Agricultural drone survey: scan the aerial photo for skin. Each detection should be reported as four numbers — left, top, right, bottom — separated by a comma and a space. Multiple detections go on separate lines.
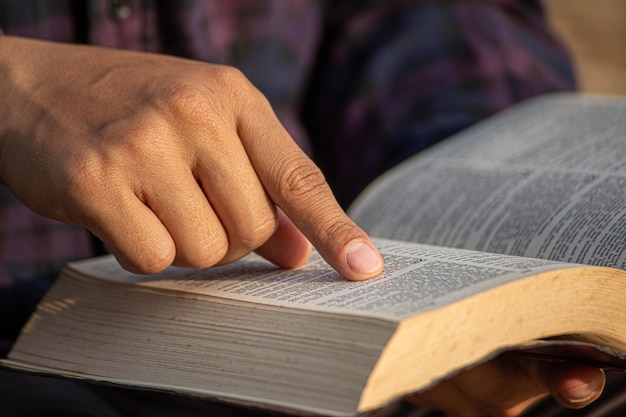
0, 36, 383, 280
0, 36, 606, 416
409, 358, 605, 416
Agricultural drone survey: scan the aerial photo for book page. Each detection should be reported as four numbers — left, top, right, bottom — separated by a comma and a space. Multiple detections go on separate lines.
349, 94, 626, 269
71, 240, 571, 320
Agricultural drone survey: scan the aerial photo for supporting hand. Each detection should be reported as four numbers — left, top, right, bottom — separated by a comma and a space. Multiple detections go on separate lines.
407, 356, 605, 417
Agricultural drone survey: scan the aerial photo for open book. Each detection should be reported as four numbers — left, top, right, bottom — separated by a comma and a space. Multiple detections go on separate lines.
2, 93, 626, 416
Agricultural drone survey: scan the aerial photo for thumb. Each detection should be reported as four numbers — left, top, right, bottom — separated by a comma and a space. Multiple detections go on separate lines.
548, 363, 606, 409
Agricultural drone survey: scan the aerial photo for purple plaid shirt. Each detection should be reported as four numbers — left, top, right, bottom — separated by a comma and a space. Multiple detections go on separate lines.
0, 0, 575, 338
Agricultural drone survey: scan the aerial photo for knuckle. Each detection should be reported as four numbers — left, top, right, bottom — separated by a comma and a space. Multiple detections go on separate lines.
156, 80, 220, 129
277, 158, 330, 202
319, 217, 359, 242
236, 210, 278, 250
152, 66, 264, 135
212, 65, 247, 87
131, 249, 175, 275
214, 209, 278, 266
212, 65, 253, 96
181, 233, 229, 269
157, 81, 213, 124
212, 65, 267, 112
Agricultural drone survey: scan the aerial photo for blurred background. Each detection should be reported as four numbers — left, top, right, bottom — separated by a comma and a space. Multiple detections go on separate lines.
547, 0, 626, 95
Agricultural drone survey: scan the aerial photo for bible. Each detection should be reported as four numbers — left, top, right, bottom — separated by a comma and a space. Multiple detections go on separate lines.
2, 93, 626, 416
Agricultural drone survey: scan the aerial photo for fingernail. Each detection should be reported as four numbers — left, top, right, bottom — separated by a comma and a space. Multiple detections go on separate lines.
345, 242, 383, 276
562, 374, 604, 404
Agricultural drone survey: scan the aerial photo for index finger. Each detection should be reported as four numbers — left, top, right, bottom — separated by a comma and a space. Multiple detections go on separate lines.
237, 93, 383, 281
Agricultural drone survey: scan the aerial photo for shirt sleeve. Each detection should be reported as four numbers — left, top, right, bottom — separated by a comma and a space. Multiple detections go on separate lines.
302, 0, 576, 207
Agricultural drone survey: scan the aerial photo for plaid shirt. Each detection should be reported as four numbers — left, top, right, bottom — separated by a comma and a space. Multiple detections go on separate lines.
0, 0, 575, 338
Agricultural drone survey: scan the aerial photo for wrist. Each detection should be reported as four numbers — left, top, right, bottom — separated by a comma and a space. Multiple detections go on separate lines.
0, 36, 35, 184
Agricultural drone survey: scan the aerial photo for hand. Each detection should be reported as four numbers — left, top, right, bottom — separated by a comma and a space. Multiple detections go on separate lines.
406, 356, 606, 417
0, 36, 383, 280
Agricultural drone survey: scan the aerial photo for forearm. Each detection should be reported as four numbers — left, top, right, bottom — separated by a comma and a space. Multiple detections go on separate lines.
0, 35, 30, 184
0, 36, 60, 186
